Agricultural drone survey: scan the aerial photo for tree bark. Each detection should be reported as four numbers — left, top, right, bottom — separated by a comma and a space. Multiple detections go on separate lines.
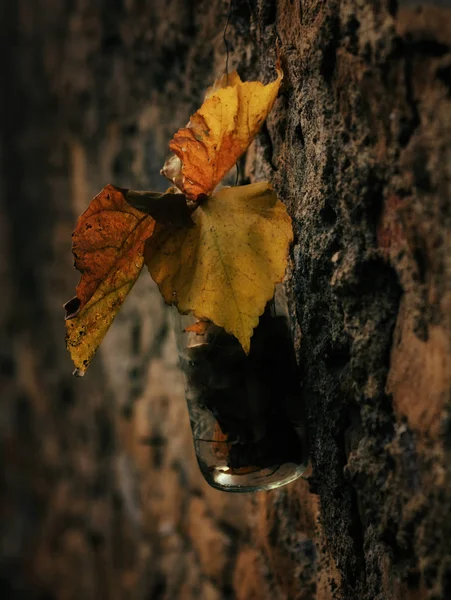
1, 1, 451, 599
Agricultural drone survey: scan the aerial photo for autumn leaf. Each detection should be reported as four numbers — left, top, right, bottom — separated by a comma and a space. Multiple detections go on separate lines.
145, 182, 293, 353
161, 66, 283, 200
65, 184, 157, 375
184, 320, 210, 335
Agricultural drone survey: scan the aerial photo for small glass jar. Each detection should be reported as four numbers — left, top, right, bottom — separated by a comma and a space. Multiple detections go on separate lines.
172, 289, 308, 493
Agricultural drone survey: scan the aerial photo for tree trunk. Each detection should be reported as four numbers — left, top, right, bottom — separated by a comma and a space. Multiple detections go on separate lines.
1, 1, 450, 599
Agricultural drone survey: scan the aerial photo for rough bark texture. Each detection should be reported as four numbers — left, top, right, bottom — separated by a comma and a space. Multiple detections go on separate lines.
1, 0, 451, 599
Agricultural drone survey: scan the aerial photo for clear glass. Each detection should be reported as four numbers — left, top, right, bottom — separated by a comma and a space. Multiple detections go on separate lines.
172, 289, 308, 492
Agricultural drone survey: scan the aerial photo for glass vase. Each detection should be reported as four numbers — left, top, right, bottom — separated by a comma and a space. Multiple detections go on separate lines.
172, 289, 308, 492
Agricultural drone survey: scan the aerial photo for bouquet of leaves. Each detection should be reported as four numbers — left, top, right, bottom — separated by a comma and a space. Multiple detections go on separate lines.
64, 63, 293, 376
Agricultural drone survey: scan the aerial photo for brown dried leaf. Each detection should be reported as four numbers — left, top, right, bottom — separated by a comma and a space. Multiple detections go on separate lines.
65, 184, 156, 375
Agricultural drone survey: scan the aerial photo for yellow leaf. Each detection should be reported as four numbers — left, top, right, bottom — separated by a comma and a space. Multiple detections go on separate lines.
65, 271, 143, 377
145, 182, 293, 353
162, 66, 283, 200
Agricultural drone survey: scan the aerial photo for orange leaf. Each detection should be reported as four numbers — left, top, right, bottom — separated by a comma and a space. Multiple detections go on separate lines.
184, 320, 210, 335
162, 66, 283, 200
64, 184, 155, 375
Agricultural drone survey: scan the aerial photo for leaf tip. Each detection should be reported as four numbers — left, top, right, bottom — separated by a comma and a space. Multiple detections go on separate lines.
242, 339, 251, 355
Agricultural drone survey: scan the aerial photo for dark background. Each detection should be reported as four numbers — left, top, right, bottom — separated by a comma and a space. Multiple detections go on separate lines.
1, 1, 451, 598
